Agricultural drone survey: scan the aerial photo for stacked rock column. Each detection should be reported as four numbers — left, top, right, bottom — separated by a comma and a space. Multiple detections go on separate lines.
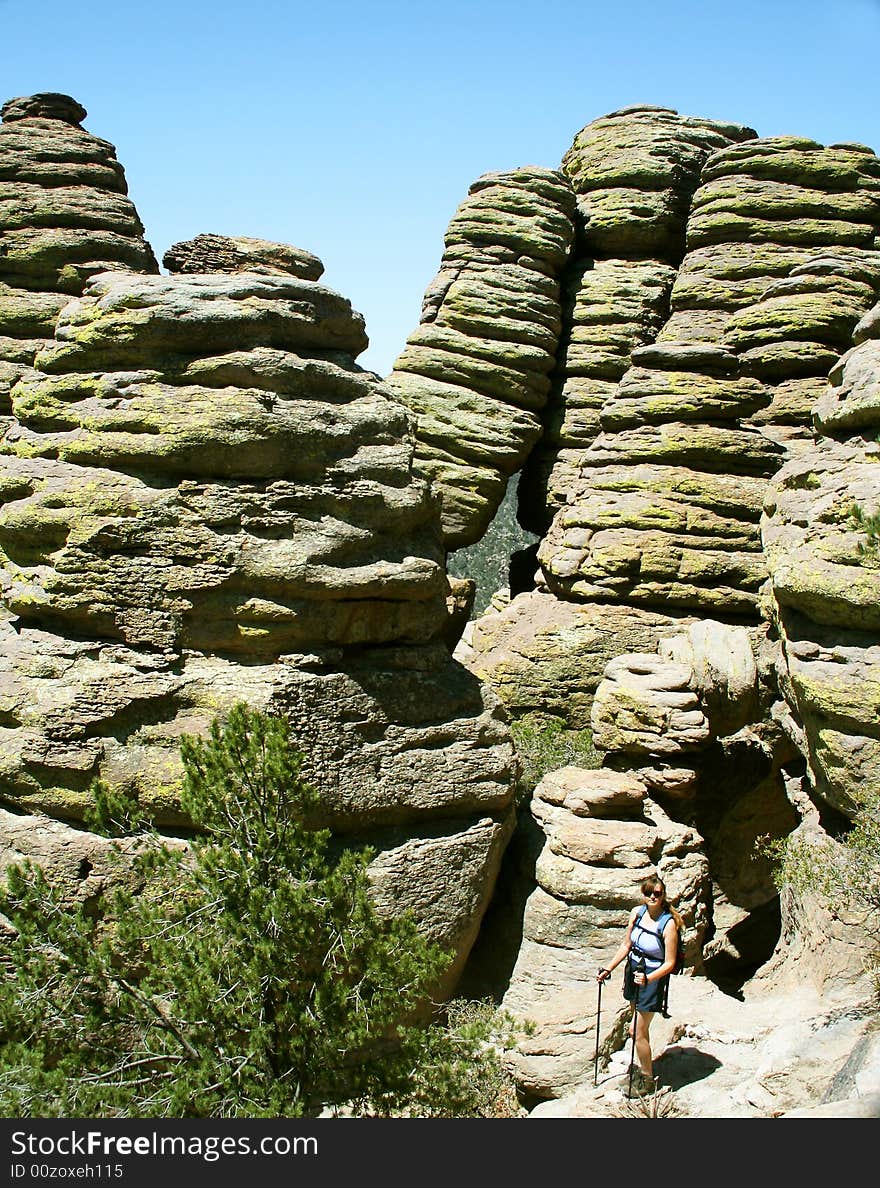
501, 760, 708, 1102
757, 302, 880, 992
519, 105, 756, 535
386, 167, 576, 550
496, 586, 832, 1099
461, 109, 763, 738
0, 93, 158, 417
533, 132, 880, 625
462, 114, 880, 1097
763, 301, 880, 820
688, 137, 880, 453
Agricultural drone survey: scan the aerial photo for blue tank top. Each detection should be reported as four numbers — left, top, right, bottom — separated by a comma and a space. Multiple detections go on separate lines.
630, 907, 668, 972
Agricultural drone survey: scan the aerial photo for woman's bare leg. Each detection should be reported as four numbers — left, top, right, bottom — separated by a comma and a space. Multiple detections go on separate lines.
634, 1010, 654, 1077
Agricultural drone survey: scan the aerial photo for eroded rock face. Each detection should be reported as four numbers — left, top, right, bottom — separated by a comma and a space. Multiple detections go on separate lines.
163, 233, 324, 281
459, 124, 856, 1022
562, 106, 757, 262
533, 130, 880, 617
0, 623, 516, 989
658, 619, 759, 737
519, 106, 757, 534
0, 104, 518, 989
763, 301, 880, 817
591, 653, 711, 756
455, 590, 697, 729
0, 802, 147, 913
386, 167, 576, 549
501, 766, 707, 1100
455, 107, 880, 1111
0, 97, 157, 298
0, 93, 158, 421
495, 618, 801, 1099
0, 269, 448, 655
0, 252, 518, 964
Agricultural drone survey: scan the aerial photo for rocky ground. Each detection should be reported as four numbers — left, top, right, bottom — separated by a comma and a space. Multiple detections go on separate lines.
529, 971, 880, 1118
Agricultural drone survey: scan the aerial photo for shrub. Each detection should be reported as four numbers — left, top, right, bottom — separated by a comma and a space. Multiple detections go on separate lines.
761, 787, 880, 992
851, 503, 880, 561
0, 704, 517, 1117
612, 1084, 681, 1119
510, 712, 602, 799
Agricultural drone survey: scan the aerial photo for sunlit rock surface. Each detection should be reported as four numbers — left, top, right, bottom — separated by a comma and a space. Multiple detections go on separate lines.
0, 103, 518, 989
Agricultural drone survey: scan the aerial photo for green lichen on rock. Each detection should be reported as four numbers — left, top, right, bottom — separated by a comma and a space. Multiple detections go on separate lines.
388, 166, 577, 548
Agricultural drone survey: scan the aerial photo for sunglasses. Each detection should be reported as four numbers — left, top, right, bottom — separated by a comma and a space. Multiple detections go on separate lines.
644, 890, 663, 899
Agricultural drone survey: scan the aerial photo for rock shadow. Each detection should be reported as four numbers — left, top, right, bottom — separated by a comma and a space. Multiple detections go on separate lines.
703, 898, 782, 999
455, 804, 543, 1001
653, 1046, 722, 1091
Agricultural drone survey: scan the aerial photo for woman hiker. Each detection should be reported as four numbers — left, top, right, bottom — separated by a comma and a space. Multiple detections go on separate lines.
596, 874, 684, 1095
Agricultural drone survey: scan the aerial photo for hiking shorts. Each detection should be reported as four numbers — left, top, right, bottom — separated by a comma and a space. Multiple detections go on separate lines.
623, 961, 667, 1013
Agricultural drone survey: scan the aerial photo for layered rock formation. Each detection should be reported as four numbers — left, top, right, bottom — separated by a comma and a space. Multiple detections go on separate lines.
498, 616, 803, 1099
456, 592, 696, 730
163, 232, 324, 281
519, 105, 757, 533
763, 300, 880, 817
0, 92, 158, 409
537, 133, 880, 618
446, 107, 880, 1110
501, 763, 706, 1100
2, 91, 879, 1116
462, 115, 880, 734
0, 97, 518, 990
756, 306, 880, 1024
386, 167, 576, 549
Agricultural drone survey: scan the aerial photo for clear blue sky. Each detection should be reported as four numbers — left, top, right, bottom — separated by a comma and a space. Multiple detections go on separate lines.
4, 0, 880, 376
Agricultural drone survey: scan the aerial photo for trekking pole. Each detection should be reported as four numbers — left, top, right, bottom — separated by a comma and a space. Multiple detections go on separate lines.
627, 956, 646, 1098
594, 970, 605, 1086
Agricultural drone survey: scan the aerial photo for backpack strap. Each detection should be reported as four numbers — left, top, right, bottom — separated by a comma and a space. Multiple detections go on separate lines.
631, 904, 664, 961
632, 908, 677, 961
658, 911, 683, 967
656, 912, 675, 1016
655, 910, 673, 934
627, 905, 642, 964
630, 905, 647, 950
636, 906, 672, 935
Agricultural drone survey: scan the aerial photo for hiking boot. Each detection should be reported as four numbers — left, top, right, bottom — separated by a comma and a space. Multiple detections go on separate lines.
627, 1069, 658, 1098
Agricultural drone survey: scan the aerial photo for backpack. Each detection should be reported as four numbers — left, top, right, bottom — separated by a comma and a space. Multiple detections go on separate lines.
632, 905, 685, 1018
633, 905, 684, 973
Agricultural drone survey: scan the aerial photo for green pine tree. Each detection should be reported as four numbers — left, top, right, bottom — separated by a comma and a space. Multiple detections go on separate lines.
0, 704, 517, 1117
